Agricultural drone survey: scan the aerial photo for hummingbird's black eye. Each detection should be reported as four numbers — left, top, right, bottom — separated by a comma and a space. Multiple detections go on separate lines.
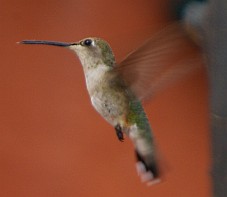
83, 39, 92, 46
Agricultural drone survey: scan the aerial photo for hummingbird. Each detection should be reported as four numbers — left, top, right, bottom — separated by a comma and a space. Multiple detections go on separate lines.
19, 22, 202, 185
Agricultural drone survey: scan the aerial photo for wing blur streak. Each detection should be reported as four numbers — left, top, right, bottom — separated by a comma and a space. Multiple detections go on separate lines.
117, 22, 204, 100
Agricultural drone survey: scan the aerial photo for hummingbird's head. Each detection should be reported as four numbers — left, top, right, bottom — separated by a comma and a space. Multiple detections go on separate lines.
20, 38, 116, 70
69, 38, 115, 69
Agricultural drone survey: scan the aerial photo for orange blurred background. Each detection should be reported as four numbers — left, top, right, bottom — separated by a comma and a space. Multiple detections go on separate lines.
0, 0, 211, 196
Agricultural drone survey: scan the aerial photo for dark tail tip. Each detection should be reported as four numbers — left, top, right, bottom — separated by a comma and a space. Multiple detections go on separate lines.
135, 151, 159, 179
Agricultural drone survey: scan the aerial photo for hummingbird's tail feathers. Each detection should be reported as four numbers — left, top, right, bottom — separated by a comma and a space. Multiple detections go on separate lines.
128, 118, 160, 184
117, 22, 204, 101
135, 150, 161, 185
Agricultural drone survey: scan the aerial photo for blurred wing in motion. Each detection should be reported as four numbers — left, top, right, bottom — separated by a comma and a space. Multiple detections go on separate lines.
116, 22, 204, 100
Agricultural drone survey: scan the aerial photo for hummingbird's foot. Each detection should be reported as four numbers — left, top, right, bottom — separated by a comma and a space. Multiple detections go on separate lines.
115, 124, 124, 142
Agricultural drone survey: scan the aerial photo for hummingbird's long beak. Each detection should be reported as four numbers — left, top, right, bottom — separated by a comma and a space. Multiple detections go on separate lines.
19, 40, 77, 47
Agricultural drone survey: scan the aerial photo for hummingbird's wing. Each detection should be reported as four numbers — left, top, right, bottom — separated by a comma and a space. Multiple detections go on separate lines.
116, 22, 204, 101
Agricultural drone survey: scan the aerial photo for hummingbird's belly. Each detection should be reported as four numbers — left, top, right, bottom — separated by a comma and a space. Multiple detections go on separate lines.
90, 89, 129, 127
